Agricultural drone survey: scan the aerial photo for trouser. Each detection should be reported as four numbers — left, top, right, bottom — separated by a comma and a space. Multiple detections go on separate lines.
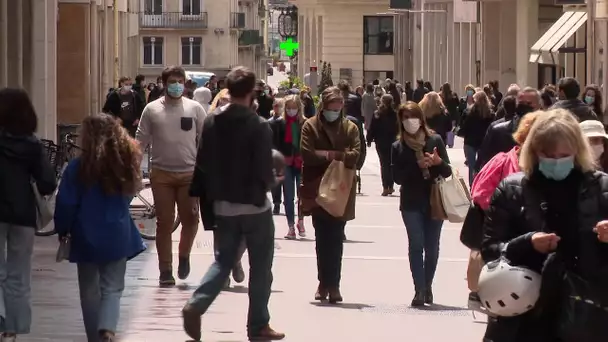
187, 210, 275, 334
150, 168, 200, 272
271, 182, 282, 206
213, 231, 246, 266
77, 259, 127, 342
464, 144, 478, 186
0, 223, 35, 334
467, 250, 483, 292
312, 210, 346, 288
376, 144, 394, 189
282, 165, 302, 226
401, 209, 443, 292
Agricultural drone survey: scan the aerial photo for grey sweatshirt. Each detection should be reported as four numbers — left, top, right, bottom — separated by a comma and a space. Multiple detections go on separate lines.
136, 96, 207, 172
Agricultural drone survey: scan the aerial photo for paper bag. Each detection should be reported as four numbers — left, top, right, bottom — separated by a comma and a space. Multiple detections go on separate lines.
430, 182, 447, 220
315, 160, 355, 217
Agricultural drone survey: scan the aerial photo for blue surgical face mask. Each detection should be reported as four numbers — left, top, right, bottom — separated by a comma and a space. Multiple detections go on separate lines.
167, 83, 184, 98
538, 156, 574, 181
585, 96, 595, 105
466, 90, 474, 97
323, 110, 341, 122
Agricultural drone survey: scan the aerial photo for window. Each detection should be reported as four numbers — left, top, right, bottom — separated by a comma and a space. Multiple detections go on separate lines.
181, 37, 202, 65
143, 37, 164, 66
363, 16, 394, 55
182, 0, 201, 15
144, 0, 162, 15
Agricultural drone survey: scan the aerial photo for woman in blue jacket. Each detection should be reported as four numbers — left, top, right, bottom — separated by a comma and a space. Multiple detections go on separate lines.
54, 113, 145, 342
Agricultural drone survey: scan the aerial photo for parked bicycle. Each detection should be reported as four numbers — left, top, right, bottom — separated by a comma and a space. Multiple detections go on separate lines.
37, 133, 180, 240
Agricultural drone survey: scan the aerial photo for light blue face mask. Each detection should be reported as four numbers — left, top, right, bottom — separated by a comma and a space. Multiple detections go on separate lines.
466, 90, 474, 97
167, 83, 184, 98
585, 96, 595, 105
538, 156, 574, 181
323, 110, 341, 122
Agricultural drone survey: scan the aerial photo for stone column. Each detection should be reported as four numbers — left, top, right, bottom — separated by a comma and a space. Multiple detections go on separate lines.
297, 13, 304, 77
317, 15, 323, 69
91, 2, 99, 114
515, 0, 538, 88
310, 11, 317, 68
0, 0, 8, 87
303, 11, 311, 77
16, 0, 23, 86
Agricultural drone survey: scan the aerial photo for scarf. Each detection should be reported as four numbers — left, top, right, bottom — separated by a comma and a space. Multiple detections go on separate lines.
284, 115, 300, 150
403, 131, 430, 179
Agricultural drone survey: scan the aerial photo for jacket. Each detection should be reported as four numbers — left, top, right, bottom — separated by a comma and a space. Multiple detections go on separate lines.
268, 116, 303, 159
412, 87, 428, 103
391, 134, 452, 211
346, 115, 366, 170
551, 99, 598, 122
0, 131, 57, 228
482, 170, 608, 342
256, 94, 274, 119
343, 92, 363, 119
366, 109, 398, 148
53, 159, 146, 263
475, 116, 520, 172
426, 112, 452, 142
460, 110, 494, 149
102, 89, 145, 124
299, 115, 361, 221
471, 146, 520, 210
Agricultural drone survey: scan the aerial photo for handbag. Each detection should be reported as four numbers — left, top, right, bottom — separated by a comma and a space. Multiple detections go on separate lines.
429, 181, 447, 220
56, 185, 82, 263
438, 165, 472, 223
31, 179, 56, 231
460, 204, 485, 250
315, 160, 355, 217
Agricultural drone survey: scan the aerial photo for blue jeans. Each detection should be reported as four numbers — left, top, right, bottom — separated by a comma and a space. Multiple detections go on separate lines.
78, 258, 127, 341
401, 210, 443, 292
187, 210, 275, 335
464, 144, 478, 186
282, 165, 301, 226
0, 223, 35, 334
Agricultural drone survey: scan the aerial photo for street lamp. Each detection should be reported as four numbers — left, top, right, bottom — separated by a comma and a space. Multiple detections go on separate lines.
278, 5, 298, 38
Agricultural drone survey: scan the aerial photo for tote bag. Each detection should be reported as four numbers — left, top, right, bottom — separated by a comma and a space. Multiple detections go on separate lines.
31, 179, 56, 231
315, 160, 355, 217
438, 165, 472, 223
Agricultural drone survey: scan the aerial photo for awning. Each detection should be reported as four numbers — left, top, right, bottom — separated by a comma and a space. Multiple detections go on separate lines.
529, 11, 587, 65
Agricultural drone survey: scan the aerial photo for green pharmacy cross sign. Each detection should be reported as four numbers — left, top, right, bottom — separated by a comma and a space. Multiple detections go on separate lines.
279, 38, 299, 57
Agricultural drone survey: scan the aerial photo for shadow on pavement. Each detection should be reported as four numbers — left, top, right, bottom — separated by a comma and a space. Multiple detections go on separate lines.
343, 239, 374, 244
417, 303, 469, 311
309, 302, 374, 310
223, 285, 284, 294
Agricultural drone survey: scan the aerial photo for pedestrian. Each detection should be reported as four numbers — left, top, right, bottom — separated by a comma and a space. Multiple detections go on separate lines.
459, 91, 495, 185
551, 77, 598, 122
403, 81, 414, 102
299, 86, 316, 118
580, 119, 608, 171
0, 88, 57, 342
209, 89, 230, 113
54, 113, 146, 342
148, 76, 164, 103
256, 81, 274, 119
419, 91, 451, 144
412, 79, 428, 103
182, 66, 285, 341
269, 95, 307, 239
366, 94, 398, 196
439, 82, 460, 146
300, 86, 361, 304
582, 84, 604, 123
338, 80, 363, 120
102, 76, 145, 137
136, 66, 207, 286
269, 98, 285, 214
391, 101, 451, 306
193, 85, 212, 113
387, 81, 401, 108
361, 83, 377, 132
133, 74, 147, 104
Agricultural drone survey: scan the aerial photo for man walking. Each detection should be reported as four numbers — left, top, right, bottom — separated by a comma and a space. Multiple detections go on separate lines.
103, 76, 145, 137
182, 66, 285, 341
136, 66, 207, 286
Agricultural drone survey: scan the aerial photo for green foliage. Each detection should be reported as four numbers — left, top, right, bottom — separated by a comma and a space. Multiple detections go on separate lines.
313, 95, 320, 108
278, 75, 304, 89
318, 61, 333, 94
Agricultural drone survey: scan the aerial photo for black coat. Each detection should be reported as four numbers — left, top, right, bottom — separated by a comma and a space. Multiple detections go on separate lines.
551, 99, 598, 123
0, 132, 57, 228
475, 117, 520, 172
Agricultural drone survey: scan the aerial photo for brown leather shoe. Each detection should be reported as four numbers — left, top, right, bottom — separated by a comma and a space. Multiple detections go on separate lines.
381, 188, 389, 196
314, 284, 328, 301
249, 325, 285, 341
328, 287, 343, 304
182, 304, 202, 341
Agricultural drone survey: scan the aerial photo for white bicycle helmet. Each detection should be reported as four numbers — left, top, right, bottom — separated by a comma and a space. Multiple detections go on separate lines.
477, 258, 542, 317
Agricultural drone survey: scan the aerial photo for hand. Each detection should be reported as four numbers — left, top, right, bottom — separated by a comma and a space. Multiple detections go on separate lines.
424, 147, 443, 166
417, 158, 430, 169
531, 232, 561, 253
133, 119, 140, 126
327, 151, 343, 161
593, 220, 608, 243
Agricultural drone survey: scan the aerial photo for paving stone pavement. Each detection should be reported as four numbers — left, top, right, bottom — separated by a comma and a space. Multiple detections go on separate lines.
25, 137, 488, 342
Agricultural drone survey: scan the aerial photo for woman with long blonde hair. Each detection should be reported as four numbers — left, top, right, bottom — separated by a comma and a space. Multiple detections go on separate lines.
54, 113, 146, 342
419, 91, 452, 143
269, 94, 307, 239
459, 91, 495, 185
481, 108, 608, 342
300, 86, 361, 303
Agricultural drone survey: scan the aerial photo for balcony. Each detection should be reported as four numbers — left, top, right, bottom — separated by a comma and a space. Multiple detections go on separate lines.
230, 12, 245, 29
238, 29, 263, 47
139, 12, 208, 29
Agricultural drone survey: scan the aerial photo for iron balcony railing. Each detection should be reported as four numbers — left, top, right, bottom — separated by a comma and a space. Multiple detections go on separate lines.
139, 12, 208, 29
238, 29, 263, 46
230, 12, 245, 29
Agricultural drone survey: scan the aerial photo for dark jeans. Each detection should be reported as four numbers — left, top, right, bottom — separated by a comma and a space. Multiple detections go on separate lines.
401, 209, 443, 292
271, 182, 282, 205
464, 144, 478, 186
376, 144, 394, 189
186, 210, 275, 334
312, 210, 346, 288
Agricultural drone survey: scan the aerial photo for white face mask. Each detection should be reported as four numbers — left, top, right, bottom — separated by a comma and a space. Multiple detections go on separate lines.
592, 144, 604, 160
122, 85, 132, 91
286, 109, 298, 117
403, 118, 421, 134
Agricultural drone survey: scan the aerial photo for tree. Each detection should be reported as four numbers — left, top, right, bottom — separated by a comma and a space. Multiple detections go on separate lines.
318, 61, 333, 94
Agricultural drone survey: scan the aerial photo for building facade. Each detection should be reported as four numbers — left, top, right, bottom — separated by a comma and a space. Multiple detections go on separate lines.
136, 0, 268, 80
0, 0, 138, 140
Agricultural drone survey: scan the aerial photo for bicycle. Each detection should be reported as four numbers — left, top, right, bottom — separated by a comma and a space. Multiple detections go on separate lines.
37, 133, 180, 240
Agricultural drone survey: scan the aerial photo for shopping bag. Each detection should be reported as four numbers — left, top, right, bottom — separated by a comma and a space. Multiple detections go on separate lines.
446, 131, 455, 147
315, 160, 355, 217
31, 179, 56, 231
438, 166, 472, 223
430, 182, 447, 220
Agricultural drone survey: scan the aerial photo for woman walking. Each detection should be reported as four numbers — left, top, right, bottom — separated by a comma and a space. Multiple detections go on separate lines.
300, 86, 361, 303
54, 113, 145, 342
0, 88, 57, 342
419, 92, 452, 144
459, 91, 495, 185
391, 101, 451, 306
367, 94, 398, 196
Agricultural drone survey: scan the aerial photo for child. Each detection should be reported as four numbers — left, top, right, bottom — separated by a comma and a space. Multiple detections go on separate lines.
54, 113, 146, 342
